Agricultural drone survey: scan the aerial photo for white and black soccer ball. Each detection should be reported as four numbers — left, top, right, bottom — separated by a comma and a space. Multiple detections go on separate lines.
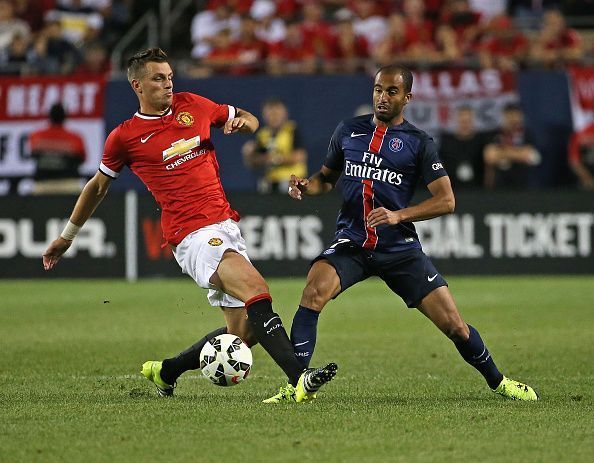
199, 334, 253, 387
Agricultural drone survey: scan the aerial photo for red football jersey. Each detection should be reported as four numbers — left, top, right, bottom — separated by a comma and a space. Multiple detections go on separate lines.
100, 92, 240, 246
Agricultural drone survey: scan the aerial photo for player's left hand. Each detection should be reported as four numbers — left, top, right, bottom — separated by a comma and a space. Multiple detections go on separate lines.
224, 117, 248, 134
367, 207, 401, 228
42, 237, 72, 270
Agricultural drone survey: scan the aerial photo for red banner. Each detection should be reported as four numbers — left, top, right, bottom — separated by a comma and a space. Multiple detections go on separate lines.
0, 76, 106, 181
568, 66, 594, 131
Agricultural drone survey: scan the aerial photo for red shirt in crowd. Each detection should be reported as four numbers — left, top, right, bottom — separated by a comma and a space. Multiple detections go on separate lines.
481, 33, 529, 58
29, 123, 86, 179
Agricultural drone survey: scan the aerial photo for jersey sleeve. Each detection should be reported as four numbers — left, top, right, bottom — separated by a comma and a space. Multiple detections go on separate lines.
323, 121, 345, 171
99, 126, 126, 179
188, 93, 235, 128
419, 137, 448, 185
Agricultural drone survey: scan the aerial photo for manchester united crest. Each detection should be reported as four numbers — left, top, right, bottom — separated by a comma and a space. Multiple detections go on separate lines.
208, 237, 223, 246
176, 111, 194, 127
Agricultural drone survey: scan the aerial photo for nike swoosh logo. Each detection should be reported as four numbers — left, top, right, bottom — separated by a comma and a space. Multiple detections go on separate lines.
263, 316, 280, 327
140, 132, 156, 143
351, 132, 367, 137
294, 341, 309, 347
428, 274, 438, 282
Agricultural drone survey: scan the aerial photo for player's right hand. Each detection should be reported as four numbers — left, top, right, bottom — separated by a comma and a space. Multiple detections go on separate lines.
288, 174, 308, 200
42, 237, 72, 270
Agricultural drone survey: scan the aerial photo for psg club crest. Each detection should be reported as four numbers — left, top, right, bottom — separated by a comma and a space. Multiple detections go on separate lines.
176, 111, 194, 127
389, 138, 403, 152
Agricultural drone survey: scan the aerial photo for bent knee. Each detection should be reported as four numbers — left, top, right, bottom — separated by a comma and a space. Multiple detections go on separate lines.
301, 284, 333, 311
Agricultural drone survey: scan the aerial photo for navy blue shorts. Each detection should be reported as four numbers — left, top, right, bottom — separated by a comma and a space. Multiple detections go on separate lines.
312, 239, 447, 308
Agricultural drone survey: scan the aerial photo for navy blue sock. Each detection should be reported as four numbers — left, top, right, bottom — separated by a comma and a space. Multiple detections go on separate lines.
290, 305, 320, 369
454, 324, 504, 389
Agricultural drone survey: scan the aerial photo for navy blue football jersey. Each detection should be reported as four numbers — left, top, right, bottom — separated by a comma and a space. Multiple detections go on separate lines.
324, 115, 448, 252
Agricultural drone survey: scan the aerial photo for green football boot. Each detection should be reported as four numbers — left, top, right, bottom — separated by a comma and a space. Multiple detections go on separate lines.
262, 383, 296, 403
493, 376, 539, 401
295, 363, 338, 403
141, 361, 175, 397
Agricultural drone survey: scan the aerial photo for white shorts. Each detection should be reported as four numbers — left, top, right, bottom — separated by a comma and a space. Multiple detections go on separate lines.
172, 219, 250, 308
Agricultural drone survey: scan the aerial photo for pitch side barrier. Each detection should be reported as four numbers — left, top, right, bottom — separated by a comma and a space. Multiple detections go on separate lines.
1, 190, 593, 279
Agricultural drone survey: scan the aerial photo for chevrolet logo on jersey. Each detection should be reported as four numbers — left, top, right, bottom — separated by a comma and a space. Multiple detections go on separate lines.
162, 136, 201, 162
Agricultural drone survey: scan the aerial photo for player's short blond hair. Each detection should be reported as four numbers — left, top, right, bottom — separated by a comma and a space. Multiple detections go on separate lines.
127, 48, 169, 83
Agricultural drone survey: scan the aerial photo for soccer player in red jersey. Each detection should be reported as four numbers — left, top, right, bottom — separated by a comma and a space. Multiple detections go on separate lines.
42, 48, 336, 402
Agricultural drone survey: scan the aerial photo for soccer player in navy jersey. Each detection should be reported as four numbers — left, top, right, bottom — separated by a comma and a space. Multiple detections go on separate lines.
42, 48, 336, 403
266, 64, 538, 402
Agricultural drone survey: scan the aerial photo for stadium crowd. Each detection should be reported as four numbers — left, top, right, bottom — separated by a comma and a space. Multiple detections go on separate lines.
0, 0, 593, 77
1, 0, 593, 192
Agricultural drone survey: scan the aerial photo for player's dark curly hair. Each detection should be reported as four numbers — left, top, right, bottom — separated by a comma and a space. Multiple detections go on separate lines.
375, 64, 413, 93
126, 48, 169, 83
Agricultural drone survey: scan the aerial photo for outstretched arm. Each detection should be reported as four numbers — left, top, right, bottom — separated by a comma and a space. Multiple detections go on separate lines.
224, 107, 259, 135
367, 176, 455, 228
42, 171, 113, 270
288, 165, 341, 200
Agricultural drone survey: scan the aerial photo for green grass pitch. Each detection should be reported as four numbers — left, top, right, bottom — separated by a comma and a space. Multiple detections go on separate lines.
1, 276, 593, 462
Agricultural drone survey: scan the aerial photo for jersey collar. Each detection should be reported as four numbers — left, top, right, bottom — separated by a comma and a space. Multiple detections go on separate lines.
134, 107, 173, 119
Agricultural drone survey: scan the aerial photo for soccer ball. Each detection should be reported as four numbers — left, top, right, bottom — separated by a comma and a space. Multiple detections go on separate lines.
199, 334, 253, 387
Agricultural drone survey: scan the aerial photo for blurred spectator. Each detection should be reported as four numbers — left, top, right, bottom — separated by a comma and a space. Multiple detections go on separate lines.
402, 0, 435, 48
13, 0, 56, 33
28, 18, 80, 74
439, 106, 492, 189
479, 15, 529, 71
373, 13, 410, 66
439, 0, 483, 54
483, 102, 541, 189
529, 9, 583, 68
567, 121, 594, 190
0, 32, 31, 75
99, 0, 131, 49
72, 41, 110, 75
324, 10, 369, 74
29, 103, 87, 195
433, 24, 463, 63
199, 28, 239, 76
190, 3, 239, 59
242, 97, 307, 194
300, 1, 333, 61
231, 15, 267, 74
45, 0, 104, 47
350, 0, 388, 49
189, 16, 267, 77
266, 20, 316, 74
251, 0, 286, 44
0, 0, 31, 50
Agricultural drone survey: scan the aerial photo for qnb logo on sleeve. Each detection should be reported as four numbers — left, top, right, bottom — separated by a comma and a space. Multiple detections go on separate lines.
163, 136, 206, 170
